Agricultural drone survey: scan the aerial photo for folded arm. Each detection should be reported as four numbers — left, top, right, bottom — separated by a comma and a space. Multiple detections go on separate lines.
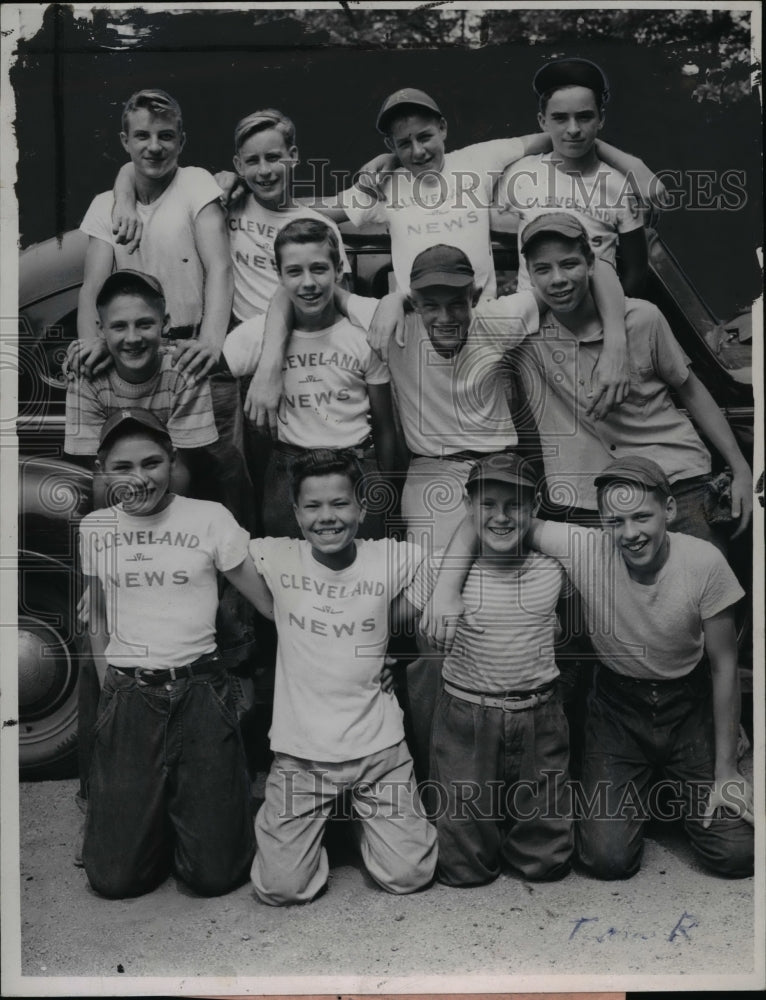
224, 556, 275, 621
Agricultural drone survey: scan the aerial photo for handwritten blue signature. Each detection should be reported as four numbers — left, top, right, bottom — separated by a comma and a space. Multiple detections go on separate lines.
569, 911, 699, 943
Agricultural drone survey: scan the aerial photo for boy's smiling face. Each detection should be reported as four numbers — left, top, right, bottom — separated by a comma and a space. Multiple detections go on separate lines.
98, 292, 167, 383
278, 240, 342, 329
293, 472, 364, 569
120, 108, 185, 184
598, 481, 676, 580
385, 112, 447, 177
409, 284, 477, 357
538, 85, 603, 163
100, 430, 174, 517
466, 480, 538, 560
234, 126, 297, 209
525, 235, 593, 315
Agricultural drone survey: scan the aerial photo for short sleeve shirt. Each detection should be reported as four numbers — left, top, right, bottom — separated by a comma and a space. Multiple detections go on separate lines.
249, 537, 423, 761
347, 290, 539, 455
223, 314, 389, 449
535, 523, 744, 679
79, 496, 249, 670
405, 550, 565, 691
226, 196, 351, 321
516, 298, 711, 510
341, 141, 528, 298
64, 352, 218, 455
80, 166, 223, 328
491, 153, 643, 290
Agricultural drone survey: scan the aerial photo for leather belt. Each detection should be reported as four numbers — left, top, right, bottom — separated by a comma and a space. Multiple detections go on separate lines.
112, 652, 222, 686
443, 679, 556, 712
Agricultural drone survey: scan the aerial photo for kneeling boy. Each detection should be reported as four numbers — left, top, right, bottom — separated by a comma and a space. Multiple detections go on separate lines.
79, 408, 264, 898
403, 453, 573, 885
245, 450, 437, 904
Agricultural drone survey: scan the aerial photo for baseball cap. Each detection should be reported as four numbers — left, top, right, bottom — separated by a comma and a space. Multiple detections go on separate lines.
520, 212, 589, 254
376, 87, 442, 134
98, 407, 172, 452
594, 456, 671, 497
466, 453, 539, 492
409, 244, 475, 291
96, 269, 165, 310
533, 57, 610, 104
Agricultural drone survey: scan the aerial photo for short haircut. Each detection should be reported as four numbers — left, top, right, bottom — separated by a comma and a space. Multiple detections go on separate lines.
95, 273, 166, 317
382, 104, 443, 137
522, 230, 595, 266
596, 478, 671, 509
97, 419, 173, 465
233, 107, 296, 152
290, 449, 365, 505
538, 84, 606, 117
121, 89, 183, 133
274, 218, 341, 272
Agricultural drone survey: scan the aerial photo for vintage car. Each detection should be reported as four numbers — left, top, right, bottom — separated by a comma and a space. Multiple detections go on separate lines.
16, 226, 755, 778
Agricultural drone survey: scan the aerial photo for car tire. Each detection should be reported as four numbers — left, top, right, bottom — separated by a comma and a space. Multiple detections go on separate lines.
18, 559, 82, 780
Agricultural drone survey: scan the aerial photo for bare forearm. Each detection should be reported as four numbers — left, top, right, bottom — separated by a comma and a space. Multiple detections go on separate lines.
591, 259, 626, 350
259, 286, 294, 377
678, 374, 749, 474
198, 264, 233, 353
711, 655, 740, 778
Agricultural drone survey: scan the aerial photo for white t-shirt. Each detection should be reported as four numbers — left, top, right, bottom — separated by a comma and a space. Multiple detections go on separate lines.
492, 153, 643, 290
80, 166, 222, 328
535, 524, 744, 680
250, 537, 423, 762
347, 290, 538, 455
227, 196, 351, 321
79, 496, 249, 670
341, 140, 528, 297
405, 550, 565, 692
224, 313, 389, 449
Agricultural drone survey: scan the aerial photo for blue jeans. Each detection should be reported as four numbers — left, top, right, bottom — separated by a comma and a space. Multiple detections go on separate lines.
670, 475, 727, 554
577, 663, 753, 880
430, 687, 574, 886
82, 661, 255, 898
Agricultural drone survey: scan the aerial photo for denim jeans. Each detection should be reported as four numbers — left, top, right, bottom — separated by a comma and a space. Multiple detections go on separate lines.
82, 662, 255, 898
202, 371, 256, 533
430, 688, 574, 886
670, 475, 728, 554
577, 663, 753, 879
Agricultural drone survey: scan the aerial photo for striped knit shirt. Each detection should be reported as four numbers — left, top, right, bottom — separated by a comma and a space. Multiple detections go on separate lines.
405, 550, 567, 693
64, 352, 218, 455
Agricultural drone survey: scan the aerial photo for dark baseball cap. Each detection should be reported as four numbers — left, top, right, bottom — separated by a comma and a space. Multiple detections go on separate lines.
466, 453, 539, 492
409, 244, 475, 291
533, 57, 610, 104
376, 87, 442, 134
98, 407, 172, 452
520, 212, 589, 254
594, 456, 671, 497
96, 269, 166, 310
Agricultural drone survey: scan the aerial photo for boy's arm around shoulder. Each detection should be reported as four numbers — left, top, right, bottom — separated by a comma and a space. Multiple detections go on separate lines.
68, 237, 115, 380
223, 553, 275, 621
242, 286, 293, 438
701, 606, 753, 827
587, 259, 630, 419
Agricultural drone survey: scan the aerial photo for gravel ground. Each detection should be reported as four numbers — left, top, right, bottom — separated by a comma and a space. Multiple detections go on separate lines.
8, 767, 761, 994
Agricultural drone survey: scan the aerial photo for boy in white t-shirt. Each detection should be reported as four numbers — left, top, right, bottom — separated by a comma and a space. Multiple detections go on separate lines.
491, 58, 656, 296
224, 218, 397, 538
78, 408, 269, 898
243, 450, 437, 905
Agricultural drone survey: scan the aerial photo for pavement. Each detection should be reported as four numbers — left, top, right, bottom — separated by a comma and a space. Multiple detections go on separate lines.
9, 762, 761, 994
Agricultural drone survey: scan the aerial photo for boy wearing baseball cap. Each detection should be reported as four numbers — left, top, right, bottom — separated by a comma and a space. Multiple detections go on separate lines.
426, 455, 753, 879
401, 453, 573, 886
78, 407, 268, 898
65, 269, 218, 473
341, 238, 628, 549
515, 212, 753, 546
492, 57, 662, 296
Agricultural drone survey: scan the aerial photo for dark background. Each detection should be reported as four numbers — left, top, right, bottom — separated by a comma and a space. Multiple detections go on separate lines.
11, 5, 762, 320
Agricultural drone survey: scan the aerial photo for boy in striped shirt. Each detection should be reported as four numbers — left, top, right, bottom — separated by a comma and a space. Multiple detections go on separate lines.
401, 452, 573, 886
